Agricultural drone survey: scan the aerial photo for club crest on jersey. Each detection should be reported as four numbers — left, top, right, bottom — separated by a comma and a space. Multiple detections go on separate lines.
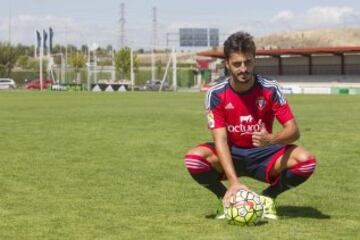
256, 97, 266, 110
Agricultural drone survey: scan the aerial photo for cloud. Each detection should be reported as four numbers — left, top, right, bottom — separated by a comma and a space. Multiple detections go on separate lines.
267, 6, 360, 31
0, 14, 118, 47
2, 6, 360, 47
305, 6, 356, 25
270, 10, 295, 23
0, 14, 75, 43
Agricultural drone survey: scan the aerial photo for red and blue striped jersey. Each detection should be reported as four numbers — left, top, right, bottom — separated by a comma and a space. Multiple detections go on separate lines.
205, 74, 294, 148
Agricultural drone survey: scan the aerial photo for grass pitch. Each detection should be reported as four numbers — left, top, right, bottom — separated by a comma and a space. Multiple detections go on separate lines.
0, 92, 359, 240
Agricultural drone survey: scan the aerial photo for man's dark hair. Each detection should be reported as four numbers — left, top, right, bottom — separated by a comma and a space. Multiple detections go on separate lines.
223, 31, 256, 60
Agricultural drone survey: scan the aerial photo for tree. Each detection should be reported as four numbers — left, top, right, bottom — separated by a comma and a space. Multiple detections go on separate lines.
0, 43, 18, 77
15, 43, 34, 57
26, 57, 46, 71
81, 45, 88, 54
69, 52, 86, 84
17, 55, 30, 69
136, 48, 145, 54
114, 47, 137, 80
67, 45, 78, 54
106, 44, 113, 52
156, 60, 163, 77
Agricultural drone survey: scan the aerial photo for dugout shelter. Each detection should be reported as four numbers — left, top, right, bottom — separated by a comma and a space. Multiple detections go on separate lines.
197, 47, 360, 82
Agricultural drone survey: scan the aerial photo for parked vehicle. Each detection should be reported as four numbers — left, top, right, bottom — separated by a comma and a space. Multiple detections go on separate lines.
51, 84, 68, 91
24, 79, 54, 90
143, 80, 171, 91
0, 78, 16, 89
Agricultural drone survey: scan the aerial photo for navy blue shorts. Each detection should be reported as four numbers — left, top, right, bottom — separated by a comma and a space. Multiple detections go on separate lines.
199, 142, 293, 184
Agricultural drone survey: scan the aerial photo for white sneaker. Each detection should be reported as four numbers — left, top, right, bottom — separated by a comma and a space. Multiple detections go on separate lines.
259, 195, 278, 220
214, 200, 226, 220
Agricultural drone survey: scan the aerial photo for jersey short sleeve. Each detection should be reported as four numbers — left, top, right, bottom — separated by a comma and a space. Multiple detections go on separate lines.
205, 87, 225, 129
270, 85, 294, 124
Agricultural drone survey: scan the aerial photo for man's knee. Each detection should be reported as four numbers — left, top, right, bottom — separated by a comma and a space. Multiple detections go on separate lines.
290, 149, 317, 176
184, 148, 212, 174
184, 146, 222, 174
185, 148, 207, 158
296, 149, 316, 163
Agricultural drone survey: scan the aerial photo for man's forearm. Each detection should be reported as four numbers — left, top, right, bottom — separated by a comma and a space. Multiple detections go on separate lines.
270, 121, 300, 145
252, 120, 300, 147
215, 139, 238, 185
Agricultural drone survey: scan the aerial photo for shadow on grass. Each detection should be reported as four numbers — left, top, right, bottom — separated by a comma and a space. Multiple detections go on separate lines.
205, 214, 268, 226
205, 214, 268, 227
277, 205, 331, 219
205, 214, 217, 219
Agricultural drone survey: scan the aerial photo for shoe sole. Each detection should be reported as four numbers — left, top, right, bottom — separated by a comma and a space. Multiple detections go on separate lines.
263, 214, 278, 220
215, 214, 226, 220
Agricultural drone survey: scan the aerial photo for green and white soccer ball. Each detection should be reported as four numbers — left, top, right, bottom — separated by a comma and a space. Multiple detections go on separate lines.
225, 189, 264, 226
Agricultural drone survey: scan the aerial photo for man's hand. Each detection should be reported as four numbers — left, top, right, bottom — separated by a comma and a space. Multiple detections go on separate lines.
223, 182, 249, 207
252, 125, 274, 147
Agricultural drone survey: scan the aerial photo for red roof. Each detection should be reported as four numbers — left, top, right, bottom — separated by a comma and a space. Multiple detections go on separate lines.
197, 46, 360, 58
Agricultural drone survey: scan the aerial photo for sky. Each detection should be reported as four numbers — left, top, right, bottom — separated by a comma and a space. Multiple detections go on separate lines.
0, 0, 359, 49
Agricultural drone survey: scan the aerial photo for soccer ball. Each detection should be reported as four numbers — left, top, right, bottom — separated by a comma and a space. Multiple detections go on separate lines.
225, 189, 264, 226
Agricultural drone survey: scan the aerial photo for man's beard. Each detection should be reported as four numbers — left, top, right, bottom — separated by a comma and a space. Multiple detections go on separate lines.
233, 72, 252, 84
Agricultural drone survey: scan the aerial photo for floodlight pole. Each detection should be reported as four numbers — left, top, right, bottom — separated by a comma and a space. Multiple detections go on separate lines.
111, 50, 116, 81
94, 51, 97, 83
39, 43, 44, 91
8, 2, 12, 45
87, 47, 91, 91
172, 47, 177, 91
65, 46, 68, 85
65, 20, 68, 85
34, 30, 37, 58
60, 53, 64, 84
151, 48, 155, 81
130, 48, 134, 91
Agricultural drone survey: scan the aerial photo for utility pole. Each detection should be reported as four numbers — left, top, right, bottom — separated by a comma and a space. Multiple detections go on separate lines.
87, 45, 91, 90
65, 19, 68, 84
172, 47, 177, 92
151, 6, 157, 81
8, 2, 12, 45
130, 48, 134, 91
152, 6, 158, 49
119, 2, 126, 49
40, 34, 44, 91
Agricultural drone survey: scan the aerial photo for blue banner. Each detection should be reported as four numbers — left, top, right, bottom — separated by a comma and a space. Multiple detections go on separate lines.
49, 27, 54, 53
43, 29, 48, 53
36, 30, 41, 49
